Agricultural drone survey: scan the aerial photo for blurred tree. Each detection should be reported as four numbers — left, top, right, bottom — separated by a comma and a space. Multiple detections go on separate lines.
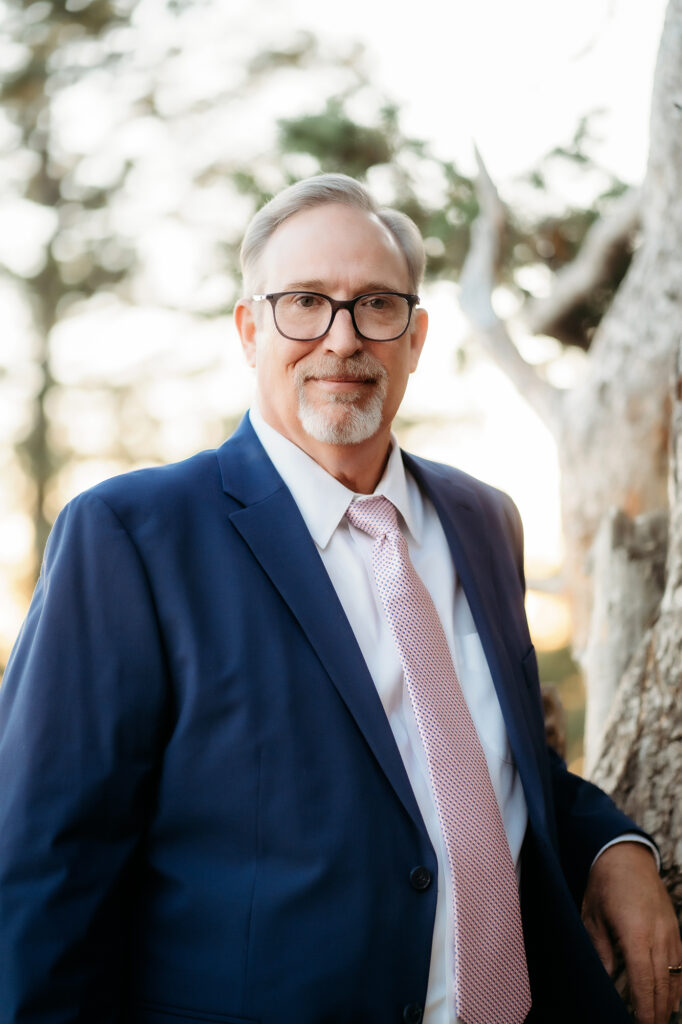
0, 0, 136, 577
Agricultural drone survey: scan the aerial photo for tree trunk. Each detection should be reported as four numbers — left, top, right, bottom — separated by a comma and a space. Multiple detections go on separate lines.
579, 7, 682, 999
557, 0, 681, 661
590, 336, 682, 1023
579, 0, 682, 769
582, 508, 667, 774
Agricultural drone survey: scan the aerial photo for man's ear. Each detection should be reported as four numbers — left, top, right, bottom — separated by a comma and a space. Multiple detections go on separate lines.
408, 307, 428, 373
235, 298, 258, 368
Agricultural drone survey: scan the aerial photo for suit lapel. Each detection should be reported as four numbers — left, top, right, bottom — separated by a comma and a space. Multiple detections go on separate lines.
403, 452, 549, 833
216, 417, 426, 836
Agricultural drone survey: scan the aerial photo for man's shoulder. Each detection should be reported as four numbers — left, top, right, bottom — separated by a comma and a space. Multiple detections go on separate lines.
56, 447, 226, 541
87, 447, 218, 505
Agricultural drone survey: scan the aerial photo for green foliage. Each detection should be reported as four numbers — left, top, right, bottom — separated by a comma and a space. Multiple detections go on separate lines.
278, 99, 393, 178
537, 644, 580, 684
537, 646, 585, 767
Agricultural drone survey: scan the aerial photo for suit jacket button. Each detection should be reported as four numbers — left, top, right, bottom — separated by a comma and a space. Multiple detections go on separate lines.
409, 865, 432, 891
403, 1004, 423, 1024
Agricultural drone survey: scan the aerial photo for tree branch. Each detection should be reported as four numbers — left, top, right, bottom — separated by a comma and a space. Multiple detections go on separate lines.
524, 188, 640, 341
458, 147, 562, 434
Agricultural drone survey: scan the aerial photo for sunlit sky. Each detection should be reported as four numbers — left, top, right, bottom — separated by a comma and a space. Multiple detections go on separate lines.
177, 0, 667, 182
0, 0, 670, 656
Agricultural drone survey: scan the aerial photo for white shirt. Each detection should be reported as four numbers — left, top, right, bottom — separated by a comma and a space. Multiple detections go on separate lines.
248, 407, 656, 1022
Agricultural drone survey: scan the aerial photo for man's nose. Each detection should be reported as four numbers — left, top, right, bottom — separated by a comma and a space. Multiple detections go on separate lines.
320, 307, 364, 356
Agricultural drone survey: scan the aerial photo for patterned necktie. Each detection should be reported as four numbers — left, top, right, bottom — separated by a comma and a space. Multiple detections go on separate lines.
346, 495, 531, 1024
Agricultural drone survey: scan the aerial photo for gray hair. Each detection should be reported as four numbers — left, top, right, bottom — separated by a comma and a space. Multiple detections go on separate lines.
240, 173, 426, 295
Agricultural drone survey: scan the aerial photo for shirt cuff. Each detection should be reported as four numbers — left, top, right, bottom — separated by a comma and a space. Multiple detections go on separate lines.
590, 834, 661, 873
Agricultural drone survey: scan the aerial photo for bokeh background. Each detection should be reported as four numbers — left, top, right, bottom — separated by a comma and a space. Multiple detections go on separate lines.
0, 0, 669, 767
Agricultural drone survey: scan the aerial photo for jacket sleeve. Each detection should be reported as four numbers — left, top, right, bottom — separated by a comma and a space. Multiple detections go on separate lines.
0, 491, 170, 1022
498, 489, 653, 906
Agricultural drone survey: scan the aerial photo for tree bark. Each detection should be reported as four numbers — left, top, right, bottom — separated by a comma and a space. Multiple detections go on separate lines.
590, 333, 682, 985
583, 0, 682, 782
569, 2, 682, 981
582, 508, 667, 775
555, 0, 681, 650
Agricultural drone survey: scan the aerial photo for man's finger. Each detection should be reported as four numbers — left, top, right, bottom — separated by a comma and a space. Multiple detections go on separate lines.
622, 941, 655, 1024
654, 967, 671, 1024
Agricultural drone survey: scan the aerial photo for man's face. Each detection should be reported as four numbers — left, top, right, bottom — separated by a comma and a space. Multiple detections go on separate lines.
236, 203, 428, 457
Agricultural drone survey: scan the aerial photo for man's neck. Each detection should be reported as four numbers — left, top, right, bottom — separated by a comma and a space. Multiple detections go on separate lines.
304, 437, 392, 494
255, 408, 392, 494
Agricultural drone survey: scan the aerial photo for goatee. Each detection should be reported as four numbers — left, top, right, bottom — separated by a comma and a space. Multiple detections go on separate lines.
295, 353, 388, 445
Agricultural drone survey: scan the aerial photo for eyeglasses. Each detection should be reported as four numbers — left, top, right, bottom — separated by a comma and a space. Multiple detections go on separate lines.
251, 290, 420, 342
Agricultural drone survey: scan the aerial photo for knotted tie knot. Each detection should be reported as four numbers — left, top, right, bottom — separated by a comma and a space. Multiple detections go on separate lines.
345, 495, 400, 540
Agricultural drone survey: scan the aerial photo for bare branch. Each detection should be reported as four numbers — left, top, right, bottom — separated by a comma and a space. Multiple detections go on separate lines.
524, 188, 641, 340
458, 148, 562, 434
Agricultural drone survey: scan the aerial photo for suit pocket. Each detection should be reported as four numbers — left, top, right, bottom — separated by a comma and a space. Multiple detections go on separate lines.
134, 1001, 259, 1024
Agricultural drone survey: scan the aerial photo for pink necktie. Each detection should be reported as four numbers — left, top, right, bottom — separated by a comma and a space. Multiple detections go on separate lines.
346, 496, 531, 1024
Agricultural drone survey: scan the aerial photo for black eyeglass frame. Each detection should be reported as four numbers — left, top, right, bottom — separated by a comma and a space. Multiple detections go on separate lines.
251, 290, 421, 342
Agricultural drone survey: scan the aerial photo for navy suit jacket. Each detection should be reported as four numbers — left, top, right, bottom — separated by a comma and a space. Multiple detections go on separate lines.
0, 415, 642, 1023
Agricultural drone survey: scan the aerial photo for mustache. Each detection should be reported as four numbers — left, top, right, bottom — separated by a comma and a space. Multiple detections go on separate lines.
295, 353, 388, 384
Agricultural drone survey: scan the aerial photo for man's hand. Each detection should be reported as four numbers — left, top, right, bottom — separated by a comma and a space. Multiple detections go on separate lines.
582, 842, 682, 1024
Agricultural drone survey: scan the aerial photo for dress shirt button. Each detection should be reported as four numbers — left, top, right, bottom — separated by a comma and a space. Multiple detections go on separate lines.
409, 865, 432, 891
403, 1004, 423, 1024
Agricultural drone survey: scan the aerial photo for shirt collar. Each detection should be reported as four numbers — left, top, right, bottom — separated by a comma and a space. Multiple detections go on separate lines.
248, 406, 423, 549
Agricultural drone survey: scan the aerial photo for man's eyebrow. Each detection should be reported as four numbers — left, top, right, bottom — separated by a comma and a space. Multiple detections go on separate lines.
281, 280, 405, 294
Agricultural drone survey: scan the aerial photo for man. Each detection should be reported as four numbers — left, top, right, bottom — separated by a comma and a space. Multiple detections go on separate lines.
0, 174, 680, 1024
